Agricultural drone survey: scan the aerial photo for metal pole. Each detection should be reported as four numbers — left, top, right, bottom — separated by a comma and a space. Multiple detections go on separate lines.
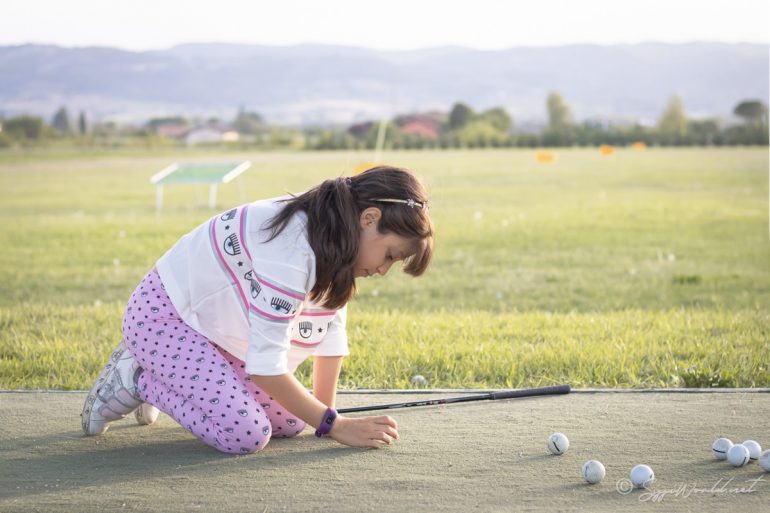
156, 185, 163, 211
209, 184, 218, 209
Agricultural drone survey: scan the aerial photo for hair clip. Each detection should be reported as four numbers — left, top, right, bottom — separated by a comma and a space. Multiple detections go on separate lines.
371, 198, 428, 211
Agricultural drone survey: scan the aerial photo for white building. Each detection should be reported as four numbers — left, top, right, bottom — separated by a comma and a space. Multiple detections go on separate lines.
185, 126, 240, 146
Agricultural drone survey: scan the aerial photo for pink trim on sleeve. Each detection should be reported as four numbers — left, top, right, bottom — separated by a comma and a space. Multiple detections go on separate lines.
256, 276, 305, 301
209, 218, 249, 309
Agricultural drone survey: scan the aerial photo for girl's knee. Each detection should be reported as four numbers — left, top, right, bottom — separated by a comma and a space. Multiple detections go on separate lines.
207, 413, 273, 454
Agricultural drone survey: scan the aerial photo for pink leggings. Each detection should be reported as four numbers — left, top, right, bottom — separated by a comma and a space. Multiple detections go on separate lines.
122, 270, 306, 454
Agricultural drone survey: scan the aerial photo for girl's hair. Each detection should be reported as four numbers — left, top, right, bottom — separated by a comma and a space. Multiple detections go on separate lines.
263, 165, 434, 310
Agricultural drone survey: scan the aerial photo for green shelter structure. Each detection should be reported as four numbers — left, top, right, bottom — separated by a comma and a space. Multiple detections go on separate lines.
150, 161, 251, 210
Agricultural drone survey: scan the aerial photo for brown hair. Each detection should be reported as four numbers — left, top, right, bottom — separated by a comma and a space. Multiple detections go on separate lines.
263, 165, 434, 310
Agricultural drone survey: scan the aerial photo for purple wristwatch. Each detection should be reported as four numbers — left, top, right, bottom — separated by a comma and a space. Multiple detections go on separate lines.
315, 407, 338, 437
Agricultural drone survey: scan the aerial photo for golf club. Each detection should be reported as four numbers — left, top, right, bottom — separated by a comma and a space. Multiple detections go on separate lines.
337, 384, 571, 413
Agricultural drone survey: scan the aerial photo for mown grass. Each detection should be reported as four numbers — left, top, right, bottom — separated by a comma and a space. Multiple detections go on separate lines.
0, 147, 768, 389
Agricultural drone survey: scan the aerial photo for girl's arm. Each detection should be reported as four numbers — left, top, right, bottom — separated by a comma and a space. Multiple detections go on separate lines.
249, 373, 329, 429
312, 356, 344, 408
250, 371, 399, 449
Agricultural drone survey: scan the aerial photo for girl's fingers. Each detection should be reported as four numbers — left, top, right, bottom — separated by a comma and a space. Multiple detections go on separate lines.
375, 415, 398, 429
371, 432, 394, 446
386, 426, 399, 440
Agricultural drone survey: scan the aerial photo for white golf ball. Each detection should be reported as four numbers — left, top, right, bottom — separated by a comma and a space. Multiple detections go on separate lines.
727, 444, 750, 467
547, 432, 569, 455
741, 440, 762, 462
630, 464, 655, 489
410, 374, 427, 386
759, 450, 770, 472
581, 460, 605, 484
711, 437, 734, 460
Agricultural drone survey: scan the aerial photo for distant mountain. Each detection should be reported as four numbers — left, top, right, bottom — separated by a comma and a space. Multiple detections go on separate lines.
0, 42, 766, 126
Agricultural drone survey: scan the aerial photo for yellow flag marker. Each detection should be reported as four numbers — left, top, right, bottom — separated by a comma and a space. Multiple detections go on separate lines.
353, 162, 384, 175
599, 145, 615, 156
534, 150, 557, 164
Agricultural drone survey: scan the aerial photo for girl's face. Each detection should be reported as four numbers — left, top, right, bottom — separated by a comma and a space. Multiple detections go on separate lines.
355, 207, 415, 279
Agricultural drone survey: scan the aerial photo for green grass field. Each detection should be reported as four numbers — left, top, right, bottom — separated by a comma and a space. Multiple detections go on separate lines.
0, 147, 768, 389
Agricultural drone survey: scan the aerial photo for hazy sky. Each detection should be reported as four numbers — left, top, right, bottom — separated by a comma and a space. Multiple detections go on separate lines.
2, 0, 768, 51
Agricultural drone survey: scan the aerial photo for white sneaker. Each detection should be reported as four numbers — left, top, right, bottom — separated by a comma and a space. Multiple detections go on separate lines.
134, 403, 161, 425
81, 341, 143, 436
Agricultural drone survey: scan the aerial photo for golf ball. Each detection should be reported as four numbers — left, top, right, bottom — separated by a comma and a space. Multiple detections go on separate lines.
630, 464, 655, 489
759, 450, 770, 472
547, 432, 569, 455
711, 437, 733, 460
741, 440, 762, 462
727, 444, 750, 467
410, 374, 428, 386
581, 460, 605, 484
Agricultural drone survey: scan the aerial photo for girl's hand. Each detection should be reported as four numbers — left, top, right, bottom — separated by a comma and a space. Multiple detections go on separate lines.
328, 415, 399, 449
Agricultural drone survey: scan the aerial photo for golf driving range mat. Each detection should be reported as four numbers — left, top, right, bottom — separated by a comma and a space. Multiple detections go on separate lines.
1, 389, 768, 512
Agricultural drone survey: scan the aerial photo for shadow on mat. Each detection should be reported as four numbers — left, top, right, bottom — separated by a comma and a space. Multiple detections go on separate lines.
0, 429, 360, 500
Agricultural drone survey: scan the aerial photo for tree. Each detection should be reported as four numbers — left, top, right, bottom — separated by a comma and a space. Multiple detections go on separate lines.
456, 120, 505, 147
78, 111, 88, 135
51, 106, 72, 134
4, 116, 46, 139
658, 95, 688, 139
687, 119, 721, 145
477, 107, 513, 132
546, 92, 572, 131
232, 107, 264, 135
448, 102, 474, 130
146, 116, 188, 129
733, 100, 768, 128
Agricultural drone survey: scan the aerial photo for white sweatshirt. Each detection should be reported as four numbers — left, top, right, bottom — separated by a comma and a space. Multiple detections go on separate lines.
155, 195, 349, 376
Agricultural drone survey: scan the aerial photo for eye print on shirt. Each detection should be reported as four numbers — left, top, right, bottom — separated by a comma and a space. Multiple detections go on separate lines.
220, 208, 237, 221
248, 273, 303, 322
271, 297, 293, 315
298, 321, 313, 339
224, 233, 241, 256
244, 271, 261, 299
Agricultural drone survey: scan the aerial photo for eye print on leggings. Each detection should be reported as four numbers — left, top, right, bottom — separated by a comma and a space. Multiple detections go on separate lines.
298, 321, 313, 339
270, 297, 292, 315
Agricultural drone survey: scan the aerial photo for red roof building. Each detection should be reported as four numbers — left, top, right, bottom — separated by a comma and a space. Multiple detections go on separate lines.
399, 118, 440, 140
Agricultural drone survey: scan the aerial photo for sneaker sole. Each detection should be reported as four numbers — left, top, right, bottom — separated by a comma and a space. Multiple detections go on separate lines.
81, 343, 130, 436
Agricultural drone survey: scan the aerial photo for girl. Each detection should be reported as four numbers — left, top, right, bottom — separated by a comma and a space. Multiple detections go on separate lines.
81, 165, 434, 454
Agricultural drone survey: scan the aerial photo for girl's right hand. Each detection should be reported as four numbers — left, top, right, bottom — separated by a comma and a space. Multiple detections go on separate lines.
328, 415, 399, 449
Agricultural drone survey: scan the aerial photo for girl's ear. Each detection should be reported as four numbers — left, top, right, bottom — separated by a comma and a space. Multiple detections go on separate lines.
360, 207, 381, 228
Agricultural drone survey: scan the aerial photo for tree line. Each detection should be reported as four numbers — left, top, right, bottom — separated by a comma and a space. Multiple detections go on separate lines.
1, 93, 767, 149
314, 94, 768, 149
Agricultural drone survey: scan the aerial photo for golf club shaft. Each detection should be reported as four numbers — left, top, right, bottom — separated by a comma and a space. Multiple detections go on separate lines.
336, 384, 571, 414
